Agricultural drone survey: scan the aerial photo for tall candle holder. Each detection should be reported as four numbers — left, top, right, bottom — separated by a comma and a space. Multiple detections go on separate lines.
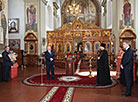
88, 57, 94, 78
40, 56, 45, 86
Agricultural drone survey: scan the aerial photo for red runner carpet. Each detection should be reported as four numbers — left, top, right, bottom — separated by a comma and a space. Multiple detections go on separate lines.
40, 87, 75, 102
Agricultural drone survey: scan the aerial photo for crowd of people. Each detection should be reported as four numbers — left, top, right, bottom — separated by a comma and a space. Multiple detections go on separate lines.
0, 41, 134, 97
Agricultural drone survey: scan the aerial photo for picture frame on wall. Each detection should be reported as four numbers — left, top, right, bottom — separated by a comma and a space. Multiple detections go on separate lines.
9, 39, 20, 50
8, 18, 19, 33
26, 3, 37, 32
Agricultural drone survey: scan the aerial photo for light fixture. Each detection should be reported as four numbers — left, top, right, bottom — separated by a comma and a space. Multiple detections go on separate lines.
66, 1, 81, 16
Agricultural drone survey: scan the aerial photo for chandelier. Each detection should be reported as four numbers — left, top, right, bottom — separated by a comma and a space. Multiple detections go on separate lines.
66, 1, 81, 16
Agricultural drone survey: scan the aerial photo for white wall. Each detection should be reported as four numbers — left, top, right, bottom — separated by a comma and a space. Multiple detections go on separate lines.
40, 0, 46, 53
107, 0, 112, 29
8, 0, 25, 50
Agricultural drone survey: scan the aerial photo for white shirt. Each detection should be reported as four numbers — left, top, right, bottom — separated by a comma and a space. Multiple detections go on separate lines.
126, 46, 129, 50
48, 51, 51, 54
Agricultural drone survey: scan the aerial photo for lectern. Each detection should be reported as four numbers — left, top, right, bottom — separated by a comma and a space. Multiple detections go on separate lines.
65, 54, 75, 76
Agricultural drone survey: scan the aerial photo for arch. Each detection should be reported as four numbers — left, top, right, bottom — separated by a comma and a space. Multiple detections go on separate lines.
73, 38, 83, 52
61, 0, 101, 26
65, 42, 72, 52
120, 26, 136, 39
24, 30, 38, 41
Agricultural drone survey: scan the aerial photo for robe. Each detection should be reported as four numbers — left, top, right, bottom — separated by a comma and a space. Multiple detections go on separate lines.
116, 50, 124, 78
96, 49, 111, 85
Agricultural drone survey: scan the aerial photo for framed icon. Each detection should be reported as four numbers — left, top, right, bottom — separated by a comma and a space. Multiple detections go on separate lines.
8, 18, 19, 33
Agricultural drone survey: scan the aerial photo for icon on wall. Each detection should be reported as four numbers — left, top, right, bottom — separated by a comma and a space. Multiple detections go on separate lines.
9, 39, 20, 50
0, 0, 5, 12
8, 18, 19, 33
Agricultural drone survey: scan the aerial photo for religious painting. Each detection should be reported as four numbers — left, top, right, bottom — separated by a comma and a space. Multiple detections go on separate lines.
0, 0, 5, 11
84, 42, 91, 52
48, 43, 55, 51
120, 0, 135, 29
65, 42, 71, 53
26, 3, 37, 32
28, 41, 35, 54
107, 43, 110, 52
57, 43, 63, 53
0, 26, 3, 44
1, 12, 7, 44
0, 0, 8, 54
8, 18, 19, 33
94, 41, 100, 53
84, 32, 91, 37
77, 42, 83, 53
9, 39, 20, 50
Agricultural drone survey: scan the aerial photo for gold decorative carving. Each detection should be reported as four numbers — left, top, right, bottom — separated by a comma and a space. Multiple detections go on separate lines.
120, 26, 136, 38
24, 30, 38, 55
46, 19, 112, 57
56, 18, 100, 30
103, 31, 111, 36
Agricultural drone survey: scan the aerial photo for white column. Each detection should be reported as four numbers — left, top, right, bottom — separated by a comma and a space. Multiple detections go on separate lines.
112, 0, 119, 55
135, 0, 138, 56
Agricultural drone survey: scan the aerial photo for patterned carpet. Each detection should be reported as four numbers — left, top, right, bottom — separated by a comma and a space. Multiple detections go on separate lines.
23, 73, 117, 88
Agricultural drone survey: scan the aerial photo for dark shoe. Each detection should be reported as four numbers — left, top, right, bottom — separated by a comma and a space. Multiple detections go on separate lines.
117, 78, 120, 80
4, 80, 8, 82
122, 90, 126, 93
122, 94, 131, 97
52, 77, 55, 80
8, 78, 13, 80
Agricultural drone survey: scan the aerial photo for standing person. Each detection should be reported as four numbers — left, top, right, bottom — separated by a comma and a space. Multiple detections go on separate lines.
96, 43, 111, 85
115, 46, 124, 79
121, 41, 133, 97
2, 46, 13, 82
44, 46, 55, 80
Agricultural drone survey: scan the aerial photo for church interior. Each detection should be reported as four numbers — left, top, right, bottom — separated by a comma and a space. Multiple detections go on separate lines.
0, 0, 138, 102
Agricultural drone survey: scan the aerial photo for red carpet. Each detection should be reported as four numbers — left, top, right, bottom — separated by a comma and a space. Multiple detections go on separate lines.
23, 74, 117, 88
40, 87, 75, 102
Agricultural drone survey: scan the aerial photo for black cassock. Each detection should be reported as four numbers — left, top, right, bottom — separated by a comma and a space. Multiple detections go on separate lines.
96, 50, 111, 85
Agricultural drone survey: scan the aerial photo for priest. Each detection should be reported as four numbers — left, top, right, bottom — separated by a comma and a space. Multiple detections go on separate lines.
96, 43, 111, 85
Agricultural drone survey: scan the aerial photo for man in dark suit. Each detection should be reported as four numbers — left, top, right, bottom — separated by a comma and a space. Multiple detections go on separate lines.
121, 41, 133, 97
44, 46, 55, 80
2, 46, 13, 82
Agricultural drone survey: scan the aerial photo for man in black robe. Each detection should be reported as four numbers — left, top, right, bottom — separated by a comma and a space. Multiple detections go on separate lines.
96, 43, 111, 85
121, 41, 133, 97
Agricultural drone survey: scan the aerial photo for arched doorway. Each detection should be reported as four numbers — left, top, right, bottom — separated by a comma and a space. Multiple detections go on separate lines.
73, 38, 83, 53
